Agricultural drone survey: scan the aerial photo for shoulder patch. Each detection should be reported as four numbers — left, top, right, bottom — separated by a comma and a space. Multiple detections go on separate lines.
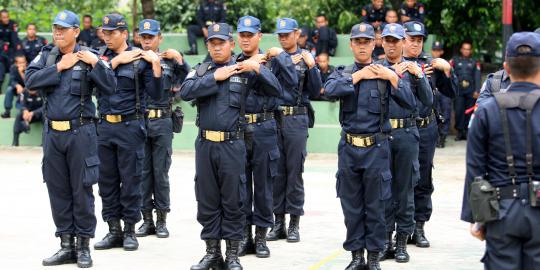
186, 70, 196, 79
32, 53, 41, 64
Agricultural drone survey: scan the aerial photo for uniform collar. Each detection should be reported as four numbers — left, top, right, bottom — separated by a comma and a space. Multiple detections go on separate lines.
506, 82, 540, 93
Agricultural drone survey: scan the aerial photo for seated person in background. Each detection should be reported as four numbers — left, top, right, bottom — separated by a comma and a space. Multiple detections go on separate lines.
372, 29, 385, 60
361, 0, 388, 29
315, 53, 336, 101
314, 14, 338, 56
91, 26, 106, 50
298, 27, 316, 55
12, 88, 43, 146
1, 54, 26, 119
78, 15, 97, 47
19, 23, 48, 63
400, 0, 425, 23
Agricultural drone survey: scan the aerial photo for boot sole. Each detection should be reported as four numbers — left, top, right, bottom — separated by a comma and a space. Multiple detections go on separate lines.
286, 238, 300, 243
93, 244, 123, 250
42, 258, 77, 266
266, 236, 286, 241
156, 234, 169, 238
396, 258, 410, 263
255, 253, 270, 258
77, 262, 93, 268
415, 243, 430, 248
123, 246, 138, 251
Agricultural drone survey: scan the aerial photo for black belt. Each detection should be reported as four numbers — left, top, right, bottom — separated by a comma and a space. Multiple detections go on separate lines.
279, 106, 307, 116
417, 113, 436, 128
100, 113, 143, 123
495, 184, 521, 200
48, 118, 95, 132
146, 108, 171, 119
200, 130, 244, 142
390, 117, 416, 129
245, 112, 274, 124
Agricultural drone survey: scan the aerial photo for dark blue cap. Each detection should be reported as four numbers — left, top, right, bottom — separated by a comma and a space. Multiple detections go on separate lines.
381, 23, 405, 39
506, 32, 540, 57
53, 10, 80, 28
237, 16, 261, 33
300, 27, 309, 37
138, 19, 160, 36
207, 23, 233, 41
432, 40, 444, 50
102, 14, 128, 30
403, 21, 426, 37
350, 23, 375, 39
275, 18, 298, 34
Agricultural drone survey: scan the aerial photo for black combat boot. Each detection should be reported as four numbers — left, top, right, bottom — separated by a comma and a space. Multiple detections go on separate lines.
190, 239, 224, 270
238, 225, 254, 256
1, 110, 10, 118
394, 232, 409, 263
379, 231, 395, 261
123, 223, 139, 251
224, 240, 243, 270
254, 226, 270, 258
94, 219, 123, 250
367, 251, 382, 270
410, 221, 430, 248
287, 215, 300, 243
436, 135, 446, 148
266, 214, 287, 241
345, 249, 365, 270
12, 132, 19, 147
76, 236, 93, 268
136, 210, 155, 237
155, 209, 170, 238
185, 44, 198, 55
42, 234, 77, 266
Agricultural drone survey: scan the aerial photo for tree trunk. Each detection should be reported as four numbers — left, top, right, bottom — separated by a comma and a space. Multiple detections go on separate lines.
141, 0, 155, 19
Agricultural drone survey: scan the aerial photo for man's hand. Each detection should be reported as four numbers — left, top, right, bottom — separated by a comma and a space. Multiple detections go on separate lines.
76, 50, 99, 67
141, 50, 160, 64
351, 66, 378, 84
202, 27, 208, 38
249, 54, 267, 64
291, 54, 303, 65
15, 84, 24, 95
22, 110, 33, 122
266, 47, 283, 58
214, 65, 238, 81
470, 223, 485, 241
392, 62, 408, 76
371, 64, 399, 88
301, 51, 316, 69
237, 60, 260, 74
405, 62, 423, 78
56, 53, 79, 72
431, 58, 452, 77
423, 65, 434, 77
473, 91, 480, 99
111, 50, 142, 69
161, 49, 183, 64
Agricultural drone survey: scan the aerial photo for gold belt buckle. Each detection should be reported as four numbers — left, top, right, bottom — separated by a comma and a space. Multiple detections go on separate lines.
51, 120, 71, 131
348, 134, 374, 148
282, 106, 293, 116
205, 130, 224, 142
148, 109, 162, 119
461, 80, 470, 88
105, 115, 122, 123
390, 119, 399, 129
246, 114, 257, 124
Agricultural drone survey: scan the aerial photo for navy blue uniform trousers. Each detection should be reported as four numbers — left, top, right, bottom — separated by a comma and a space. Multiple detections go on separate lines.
437, 95, 452, 137
273, 114, 308, 216
141, 117, 173, 211
415, 121, 438, 222
97, 119, 146, 225
385, 127, 419, 234
43, 123, 99, 238
337, 136, 392, 252
195, 137, 247, 241
243, 119, 280, 228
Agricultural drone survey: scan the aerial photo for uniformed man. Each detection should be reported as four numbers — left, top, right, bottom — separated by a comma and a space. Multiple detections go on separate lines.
181, 22, 280, 270
25, 10, 117, 268
450, 41, 481, 141
461, 31, 540, 270
431, 40, 455, 148
90, 26, 106, 50
185, 0, 227, 55
402, 22, 458, 249
0, 9, 19, 94
313, 14, 338, 56
399, 0, 425, 23
78, 15, 97, 47
233, 16, 286, 258
12, 88, 43, 146
131, 27, 142, 49
298, 27, 316, 56
324, 23, 415, 270
377, 23, 432, 263
2, 54, 27, 119
19, 23, 48, 63
476, 70, 510, 104
93, 13, 162, 252
135, 19, 190, 239
267, 18, 322, 244
361, 0, 388, 29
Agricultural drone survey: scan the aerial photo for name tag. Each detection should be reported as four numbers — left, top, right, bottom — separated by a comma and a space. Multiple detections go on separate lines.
230, 76, 248, 85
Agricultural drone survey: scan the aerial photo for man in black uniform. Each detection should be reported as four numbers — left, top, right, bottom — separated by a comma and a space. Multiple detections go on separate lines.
399, 0, 425, 23
185, 0, 227, 55
90, 26, 105, 50
461, 32, 540, 270
78, 15, 97, 47
0, 9, 19, 94
25, 10, 117, 268
181, 23, 280, 270
361, 0, 388, 30
93, 13, 162, 252
313, 14, 338, 56
12, 88, 43, 146
2, 54, 26, 119
19, 23, 48, 63
450, 41, 481, 141
135, 19, 190, 239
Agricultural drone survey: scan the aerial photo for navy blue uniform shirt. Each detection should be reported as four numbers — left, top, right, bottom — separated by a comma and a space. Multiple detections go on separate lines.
25, 44, 117, 120
20, 36, 48, 62
280, 48, 322, 106
451, 56, 482, 95
147, 57, 190, 109
180, 58, 281, 132
196, 1, 227, 28
461, 82, 540, 222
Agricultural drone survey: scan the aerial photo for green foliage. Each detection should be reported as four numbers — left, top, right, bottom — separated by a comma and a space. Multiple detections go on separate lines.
154, 0, 198, 32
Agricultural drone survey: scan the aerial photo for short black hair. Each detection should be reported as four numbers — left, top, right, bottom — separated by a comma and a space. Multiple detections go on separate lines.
133, 27, 139, 33
461, 41, 473, 48
83, 15, 92, 20
0, 9, 8, 14
507, 46, 540, 79
14, 53, 26, 59
386, 9, 398, 15
26, 23, 36, 29
316, 14, 327, 20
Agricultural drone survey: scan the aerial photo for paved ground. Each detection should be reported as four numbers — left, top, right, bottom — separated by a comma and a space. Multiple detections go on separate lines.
0, 139, 484, 270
